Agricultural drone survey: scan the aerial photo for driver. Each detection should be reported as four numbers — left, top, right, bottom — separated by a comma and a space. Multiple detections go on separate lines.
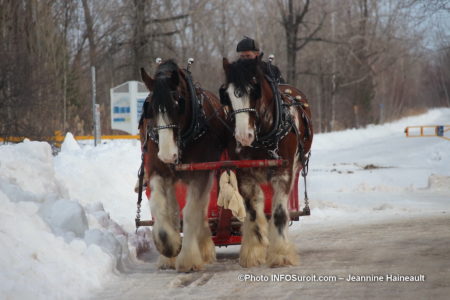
235, 36, 285, 84
219, 37, 285, 105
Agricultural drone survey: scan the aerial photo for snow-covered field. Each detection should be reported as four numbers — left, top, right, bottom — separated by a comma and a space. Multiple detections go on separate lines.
1, 108, 449, 299
303, 108, 450, 228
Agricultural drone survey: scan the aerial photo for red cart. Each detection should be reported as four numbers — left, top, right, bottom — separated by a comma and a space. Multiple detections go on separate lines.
135, 156, 310, 247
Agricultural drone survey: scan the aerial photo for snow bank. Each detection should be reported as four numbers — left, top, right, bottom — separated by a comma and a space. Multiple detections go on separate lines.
0, 137, 146, 299
54, 135, 146, 231
0, 195, 114, 299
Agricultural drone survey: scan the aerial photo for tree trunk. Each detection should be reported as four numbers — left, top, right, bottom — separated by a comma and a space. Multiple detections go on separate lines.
81, 0, 96, 67
132, 0, 147, 79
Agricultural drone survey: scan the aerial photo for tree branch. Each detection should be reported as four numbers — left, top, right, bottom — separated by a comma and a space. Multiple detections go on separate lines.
277, 0, 288, 25
295, 11, 327, 51
295, 0, 310, 26
150, 30, 180, 37
297, 37, 345, 45
145, 14, 189, 26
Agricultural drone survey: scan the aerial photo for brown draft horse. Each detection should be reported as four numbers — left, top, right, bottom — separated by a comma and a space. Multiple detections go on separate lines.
222, 56, 313, 267
139, 60, 227, 272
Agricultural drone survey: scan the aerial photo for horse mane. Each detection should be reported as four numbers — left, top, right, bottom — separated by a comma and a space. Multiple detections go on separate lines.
150, 59, 181, 119
226, 58, 264, 96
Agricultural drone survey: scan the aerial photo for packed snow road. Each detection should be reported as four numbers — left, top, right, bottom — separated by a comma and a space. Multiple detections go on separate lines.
92, 215, 450, 300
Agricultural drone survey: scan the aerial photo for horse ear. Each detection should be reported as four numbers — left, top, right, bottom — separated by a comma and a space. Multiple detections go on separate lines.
143, 98, 153, 118
222, 57, 230, 74
140, 68, 154, 91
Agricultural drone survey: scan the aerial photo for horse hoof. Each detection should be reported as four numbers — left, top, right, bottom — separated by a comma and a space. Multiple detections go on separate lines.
239, 243, 267, 268
176, 263, 204, 273
266, 243, 299, 267
175, 259, 204, 273
152, 228, 181, 258
157, 255, 176, 270
199, 237, 216, 264
176, 248, 205, 272
266, 254, 299, 267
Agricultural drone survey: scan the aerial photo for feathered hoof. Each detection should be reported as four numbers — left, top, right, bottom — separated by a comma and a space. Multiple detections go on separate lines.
175, 247, 205, 272
199, 236, 216, 264
157, 255, 176, 270
239, 243, 267, 268
152, 227, 181, 258
266, 242, 299, 268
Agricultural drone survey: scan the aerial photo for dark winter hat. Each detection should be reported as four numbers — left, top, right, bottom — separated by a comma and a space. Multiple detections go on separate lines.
236, 37, 259, 52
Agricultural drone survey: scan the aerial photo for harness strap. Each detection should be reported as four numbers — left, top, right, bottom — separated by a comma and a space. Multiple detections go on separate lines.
250, 76, 294, 156
153, 124, 178, 131
147, 70, 208, 150
202, 92, 235, 138
301, 151, 311, 215
230, 108, 258, 118
179, 69, 207, 148
256, 75, 282, 143
135, 156, 145, 230
135, 124, 150, 230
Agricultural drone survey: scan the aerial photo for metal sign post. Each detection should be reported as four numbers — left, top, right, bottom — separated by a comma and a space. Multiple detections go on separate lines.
91, 66, 99, 146
94, 104, 101, 143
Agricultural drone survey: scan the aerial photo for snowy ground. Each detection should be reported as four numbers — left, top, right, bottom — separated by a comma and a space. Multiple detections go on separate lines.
1, 108, 449, 299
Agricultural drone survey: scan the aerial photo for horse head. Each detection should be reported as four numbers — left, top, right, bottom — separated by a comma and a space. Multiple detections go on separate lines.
222, 56, 271, 147
141, 60, 188, 164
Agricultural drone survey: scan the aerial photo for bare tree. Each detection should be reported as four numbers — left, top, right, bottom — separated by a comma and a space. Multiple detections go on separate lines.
277, 0, 328, 84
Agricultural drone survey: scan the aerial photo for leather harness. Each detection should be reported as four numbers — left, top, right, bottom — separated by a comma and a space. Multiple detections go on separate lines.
147, 69, 207, 151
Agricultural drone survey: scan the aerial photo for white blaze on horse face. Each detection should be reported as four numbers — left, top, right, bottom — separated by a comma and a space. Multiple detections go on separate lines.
157, 113, 178, 164
227, 84, 255, 147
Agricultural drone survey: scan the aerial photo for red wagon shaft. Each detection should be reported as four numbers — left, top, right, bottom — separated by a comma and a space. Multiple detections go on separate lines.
175, 159, 288, 171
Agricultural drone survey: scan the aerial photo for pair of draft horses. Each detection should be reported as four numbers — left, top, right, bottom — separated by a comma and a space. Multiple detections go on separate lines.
139, 56, 313, 272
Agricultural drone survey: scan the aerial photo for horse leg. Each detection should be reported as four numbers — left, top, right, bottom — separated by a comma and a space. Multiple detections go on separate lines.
176, 172, 215, 272
148, 174, 181, 269
266, 172, 299, 267
238, 174, 269, 268
198, 198, 216, 264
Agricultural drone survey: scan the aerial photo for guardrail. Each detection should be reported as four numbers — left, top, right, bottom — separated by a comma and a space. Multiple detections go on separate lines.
404, 125, 450, 141
0, 131, 140, 147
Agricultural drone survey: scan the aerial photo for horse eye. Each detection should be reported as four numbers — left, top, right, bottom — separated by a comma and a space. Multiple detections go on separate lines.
234, 88, 244, 98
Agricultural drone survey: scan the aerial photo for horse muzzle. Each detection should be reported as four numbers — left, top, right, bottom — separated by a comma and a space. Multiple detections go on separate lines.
235, 128, 255, 147
158, 151, 179, 164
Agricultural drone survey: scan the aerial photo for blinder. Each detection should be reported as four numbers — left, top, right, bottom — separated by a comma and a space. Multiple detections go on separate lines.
143, 96, 153, 118
173, 92, 185, 114
219, 85, 231, 106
